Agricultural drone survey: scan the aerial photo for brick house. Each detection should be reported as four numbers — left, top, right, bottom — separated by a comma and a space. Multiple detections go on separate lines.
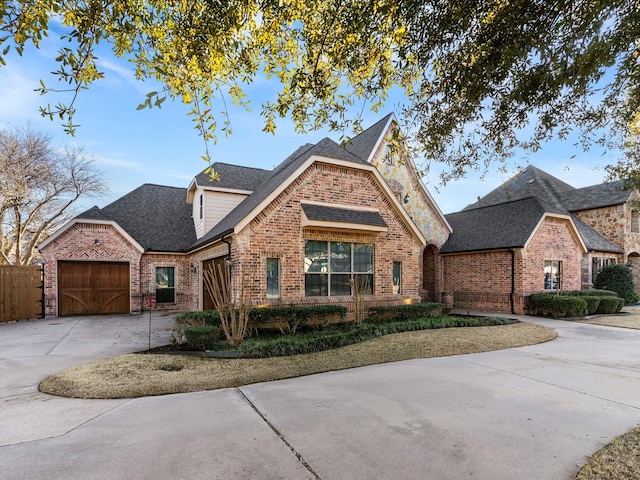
440, 166, 628, 313
39, 115, 451, 316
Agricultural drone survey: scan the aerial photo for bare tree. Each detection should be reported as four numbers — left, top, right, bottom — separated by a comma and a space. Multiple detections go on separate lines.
0, 126, 108, 265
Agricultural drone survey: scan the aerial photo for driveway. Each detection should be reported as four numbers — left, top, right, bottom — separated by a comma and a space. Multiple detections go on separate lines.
1, 314, 640, 480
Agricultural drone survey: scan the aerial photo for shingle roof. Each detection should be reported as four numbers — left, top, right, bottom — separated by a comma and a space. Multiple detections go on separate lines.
559, 180, 631, 211
192, 138, 370, 249
463, 165, 575, 211
77, 184, 196, 252
570, 215, 623, 253
441, 197, 568, 254
193, 162, 272, 191
302, 204, 388, 228
343, 114, 393, 161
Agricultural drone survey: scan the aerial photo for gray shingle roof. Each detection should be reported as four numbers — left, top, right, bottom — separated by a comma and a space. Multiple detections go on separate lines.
302, 204, 387, 228
194, 162, 272, 191
571, 215, 623, 253
463, 165, 575, 211
559, 180, 631, 211
77, 184, 196, 252
192, 138, 370, 249
441, 197, 568, 254
343, 114, 393, 161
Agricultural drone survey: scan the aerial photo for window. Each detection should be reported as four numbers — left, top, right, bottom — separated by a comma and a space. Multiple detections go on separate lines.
543, 260, 562, 291
392, 262, 402, 294
632, 210, 640, 233
304, 241, 373, 296
266, 258, 280, 299
199, 194, 203, 220
156, 266, 175, 303
383, 145, 396, 165
592, 257, 616, 284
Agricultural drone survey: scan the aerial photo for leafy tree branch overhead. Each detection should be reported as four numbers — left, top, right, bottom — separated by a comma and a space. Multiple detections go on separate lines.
0, 1, 638, 183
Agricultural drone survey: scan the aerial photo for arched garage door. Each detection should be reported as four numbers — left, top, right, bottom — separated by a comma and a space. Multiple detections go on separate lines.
58, 261, 130, 316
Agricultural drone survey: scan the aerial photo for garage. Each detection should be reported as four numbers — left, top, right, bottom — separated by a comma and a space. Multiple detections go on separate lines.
58, 261, 130, 316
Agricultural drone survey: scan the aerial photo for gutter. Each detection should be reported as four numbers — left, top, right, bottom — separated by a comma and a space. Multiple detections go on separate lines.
510, 249, 516, 314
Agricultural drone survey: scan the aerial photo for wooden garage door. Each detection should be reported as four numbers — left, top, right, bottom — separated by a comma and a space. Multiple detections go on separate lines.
58, 261, 130, 316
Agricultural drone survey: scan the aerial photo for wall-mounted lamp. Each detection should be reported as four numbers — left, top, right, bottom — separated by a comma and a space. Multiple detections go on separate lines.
93, 239, 101, 246
403, 194, 410, 204
190, 263, 198, 274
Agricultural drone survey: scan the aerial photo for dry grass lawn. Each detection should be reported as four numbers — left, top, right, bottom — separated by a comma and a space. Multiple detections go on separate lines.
40, 321, 554, 399
575, 427, 640, 480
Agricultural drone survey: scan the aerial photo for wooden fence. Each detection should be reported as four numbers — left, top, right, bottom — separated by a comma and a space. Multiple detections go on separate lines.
0, 265, 44, 322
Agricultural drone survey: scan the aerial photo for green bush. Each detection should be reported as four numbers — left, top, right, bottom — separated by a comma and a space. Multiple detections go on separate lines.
595, 296, 622, 314
581, 296, 602, 315
184, 325, 221, 350
561, 289, 619, 297
594, 264, 638, 305
249, 304, 348, 333
366, 302, 451, 322
526, 293, 588, 318
175, 310, 221, 326
239, 315, 511, 358
616, 297, 625, 313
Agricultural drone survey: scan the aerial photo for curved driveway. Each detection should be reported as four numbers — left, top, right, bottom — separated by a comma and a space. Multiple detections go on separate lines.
1, 313, 640, 480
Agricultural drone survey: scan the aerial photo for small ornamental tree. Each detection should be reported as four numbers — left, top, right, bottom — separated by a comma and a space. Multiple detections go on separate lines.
594, 264, 638, 305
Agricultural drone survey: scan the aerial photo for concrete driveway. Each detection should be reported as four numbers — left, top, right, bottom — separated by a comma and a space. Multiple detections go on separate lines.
1, 314, 640, 480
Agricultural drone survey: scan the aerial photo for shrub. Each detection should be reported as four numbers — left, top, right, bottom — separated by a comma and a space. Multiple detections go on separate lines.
616, 297, 625, 313
561, 289, 619, 297
581, 296, 602, 315
594, 264, 638, 305
184, 325, 221, 350
367, 302, 451, 323
239, 315, 512, 358
595, 296, 622, 314
526, 293, 588, 318
249, 305, 347, 333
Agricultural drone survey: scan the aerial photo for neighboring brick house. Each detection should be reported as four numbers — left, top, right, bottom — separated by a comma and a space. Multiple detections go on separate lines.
39, 115, 451, 317
441, 166, 628, 313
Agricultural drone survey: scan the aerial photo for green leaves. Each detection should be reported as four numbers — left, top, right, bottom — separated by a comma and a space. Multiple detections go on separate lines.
0, 0, 638, 181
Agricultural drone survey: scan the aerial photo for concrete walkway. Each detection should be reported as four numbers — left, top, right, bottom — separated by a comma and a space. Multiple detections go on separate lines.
1, 314, 640, 479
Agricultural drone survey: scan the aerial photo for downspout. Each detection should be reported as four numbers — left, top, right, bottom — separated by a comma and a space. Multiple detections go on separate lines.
222, 234, 232, 290
510, 248, 516, 314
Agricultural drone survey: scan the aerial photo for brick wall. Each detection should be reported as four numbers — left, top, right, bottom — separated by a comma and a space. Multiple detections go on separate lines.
575, 204, 627, 250
440, 216, 583, 314
40, 223, 143, 316
232, 161, 424, 306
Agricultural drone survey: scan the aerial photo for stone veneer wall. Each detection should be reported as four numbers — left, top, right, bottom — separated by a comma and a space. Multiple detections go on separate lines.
368, 129, 450, 248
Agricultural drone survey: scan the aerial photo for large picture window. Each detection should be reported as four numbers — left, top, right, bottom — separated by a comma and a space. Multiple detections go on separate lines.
543, 260, 562, 291
304, 241, 373, 296
156, 266, 175, 303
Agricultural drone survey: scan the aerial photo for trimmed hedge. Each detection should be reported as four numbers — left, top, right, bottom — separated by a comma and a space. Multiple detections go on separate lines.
239, 315, 512, 358
176, 305, 348, 337
526, 293, 588, 318
596, 296, 623, 314
366, 302, 451, 322
184, 325, 221, 350
561, 289, 619, 298
581, 296, 602, 315
249, 305, 347, 333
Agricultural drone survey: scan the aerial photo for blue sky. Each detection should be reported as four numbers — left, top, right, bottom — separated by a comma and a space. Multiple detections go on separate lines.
0, 32, 621, 216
